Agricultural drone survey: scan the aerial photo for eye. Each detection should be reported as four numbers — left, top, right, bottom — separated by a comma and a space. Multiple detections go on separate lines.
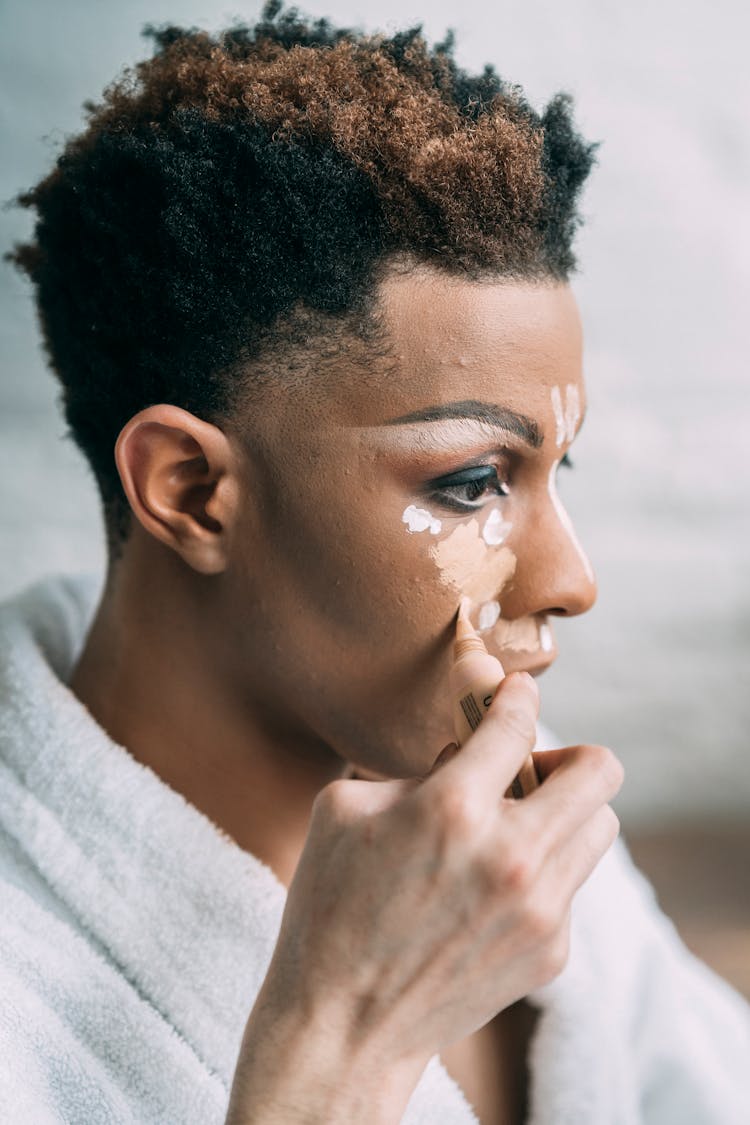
428, 464, 510, 513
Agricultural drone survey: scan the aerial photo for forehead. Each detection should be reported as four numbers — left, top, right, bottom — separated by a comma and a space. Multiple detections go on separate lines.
372, 270, 584, 417
244, 271, 585, 454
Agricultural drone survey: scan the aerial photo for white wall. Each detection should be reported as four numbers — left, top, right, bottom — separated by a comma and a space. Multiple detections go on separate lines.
1, 0, 748, 825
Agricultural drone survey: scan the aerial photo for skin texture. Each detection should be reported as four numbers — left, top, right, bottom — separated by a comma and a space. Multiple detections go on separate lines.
70, 270, 615, 1123
71, 271, 595, 886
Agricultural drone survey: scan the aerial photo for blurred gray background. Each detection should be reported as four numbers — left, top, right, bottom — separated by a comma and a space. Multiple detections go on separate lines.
1, 0, 748, 829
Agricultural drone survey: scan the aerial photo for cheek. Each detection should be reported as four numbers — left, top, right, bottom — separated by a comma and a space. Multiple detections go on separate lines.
258, 480, 454, 647
429, 522, 516, 602
400, 503, 518, 637
423, 512, 544, 657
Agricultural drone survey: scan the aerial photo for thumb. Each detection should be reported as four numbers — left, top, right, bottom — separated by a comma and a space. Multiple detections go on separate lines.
426, 741, 459, 778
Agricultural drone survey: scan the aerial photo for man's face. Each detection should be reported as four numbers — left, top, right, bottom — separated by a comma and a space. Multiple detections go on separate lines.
223, 269, 596, 777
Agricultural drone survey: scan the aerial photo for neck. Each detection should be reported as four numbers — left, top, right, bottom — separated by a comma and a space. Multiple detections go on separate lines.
69, 538, 345, 887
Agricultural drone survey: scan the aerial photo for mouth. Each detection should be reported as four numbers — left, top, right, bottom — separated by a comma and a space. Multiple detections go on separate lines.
476, 612, 557, 677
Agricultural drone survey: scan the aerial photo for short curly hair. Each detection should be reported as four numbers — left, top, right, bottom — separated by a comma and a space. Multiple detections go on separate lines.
7, 1, 597, 551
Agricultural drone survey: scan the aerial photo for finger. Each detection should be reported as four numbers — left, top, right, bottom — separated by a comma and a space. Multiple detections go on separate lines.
551, 802, 621, 896
423, 672, 540, 803
424, 742, 459, 778
519, 744, 624, 855
530, 747, 572, 781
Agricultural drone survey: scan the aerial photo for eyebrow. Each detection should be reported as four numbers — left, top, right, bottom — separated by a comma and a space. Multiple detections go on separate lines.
383, 399, 543, 449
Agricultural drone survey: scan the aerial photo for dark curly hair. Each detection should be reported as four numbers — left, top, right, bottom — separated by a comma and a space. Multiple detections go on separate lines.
7, 1, 597, 552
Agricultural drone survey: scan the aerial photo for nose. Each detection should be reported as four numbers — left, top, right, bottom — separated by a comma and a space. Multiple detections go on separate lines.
505, 464, 597, 619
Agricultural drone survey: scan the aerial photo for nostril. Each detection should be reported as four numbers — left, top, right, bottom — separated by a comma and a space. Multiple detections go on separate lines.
548, 607, 568, 616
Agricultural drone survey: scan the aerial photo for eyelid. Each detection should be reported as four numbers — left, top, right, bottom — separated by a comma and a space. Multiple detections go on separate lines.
428, 446, 513, 483
431, 463, 504, 487
426, 461, 510, 514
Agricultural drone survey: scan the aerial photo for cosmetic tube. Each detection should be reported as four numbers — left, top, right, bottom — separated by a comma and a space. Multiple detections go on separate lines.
450, 603, 540, 799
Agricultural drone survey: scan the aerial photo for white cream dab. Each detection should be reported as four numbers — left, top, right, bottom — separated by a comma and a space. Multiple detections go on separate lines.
548, 460, 595, 582
402, 504, 442, 535
551, 385, 566, 446
564, 383, 581, 443
482, 508, 512, 546
550, 384, 581, 446
539, 621, 554, 652
478, 600, 501, 631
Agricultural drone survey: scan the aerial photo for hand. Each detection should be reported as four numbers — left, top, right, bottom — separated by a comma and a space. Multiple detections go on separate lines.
227, 672, 623, 1122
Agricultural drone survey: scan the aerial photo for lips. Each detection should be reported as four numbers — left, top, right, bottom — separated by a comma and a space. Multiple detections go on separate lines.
478, 614, 557, 678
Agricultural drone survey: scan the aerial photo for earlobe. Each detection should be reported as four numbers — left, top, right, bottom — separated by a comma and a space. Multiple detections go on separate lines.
114, 404, 240, 575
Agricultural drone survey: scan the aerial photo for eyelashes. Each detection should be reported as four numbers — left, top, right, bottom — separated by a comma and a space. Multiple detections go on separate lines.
428, 452, 574, 514
428, 464, 510, 513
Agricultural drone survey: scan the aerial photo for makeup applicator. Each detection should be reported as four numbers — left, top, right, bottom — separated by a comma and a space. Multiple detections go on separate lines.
450, 598, 540, 799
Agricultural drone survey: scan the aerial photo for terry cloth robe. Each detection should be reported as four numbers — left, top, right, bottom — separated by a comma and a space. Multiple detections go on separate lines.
1, 574, 749, 1125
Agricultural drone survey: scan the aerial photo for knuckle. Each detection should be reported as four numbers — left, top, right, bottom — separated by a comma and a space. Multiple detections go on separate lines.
583, 744, 625, 793
602, 804, 621, 845
522, 894, 559, 943
536, 931, 571, 984
434, 786, 486, 842
312, 778, 354, 822
498, 847, 536, 894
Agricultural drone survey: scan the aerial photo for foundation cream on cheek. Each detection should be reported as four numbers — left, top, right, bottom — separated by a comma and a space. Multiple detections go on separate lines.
450, 600, 539, 799
405, 501, 551, 659
427, 514, 539, 651
428, 517, 516, 603
402, 504, 520, 637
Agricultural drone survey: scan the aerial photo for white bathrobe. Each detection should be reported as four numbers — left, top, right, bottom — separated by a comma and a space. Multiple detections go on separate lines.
0, 574, 748, 1125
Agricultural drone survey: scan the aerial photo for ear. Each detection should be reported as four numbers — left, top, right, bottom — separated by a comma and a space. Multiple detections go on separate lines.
114, 404, 242, 574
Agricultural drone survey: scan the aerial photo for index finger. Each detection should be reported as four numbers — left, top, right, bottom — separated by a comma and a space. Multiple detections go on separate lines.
520, 743, 625, 854
423, 671, 540, 802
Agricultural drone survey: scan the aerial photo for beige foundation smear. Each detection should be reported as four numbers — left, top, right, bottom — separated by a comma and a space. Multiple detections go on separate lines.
429, 517, 516, 602
428, 515, 545, 654
490, 616, 540, 653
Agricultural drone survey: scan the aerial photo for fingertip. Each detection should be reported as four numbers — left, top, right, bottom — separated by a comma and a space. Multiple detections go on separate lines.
492, 670, 538, 703
489, 671, 540, 729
